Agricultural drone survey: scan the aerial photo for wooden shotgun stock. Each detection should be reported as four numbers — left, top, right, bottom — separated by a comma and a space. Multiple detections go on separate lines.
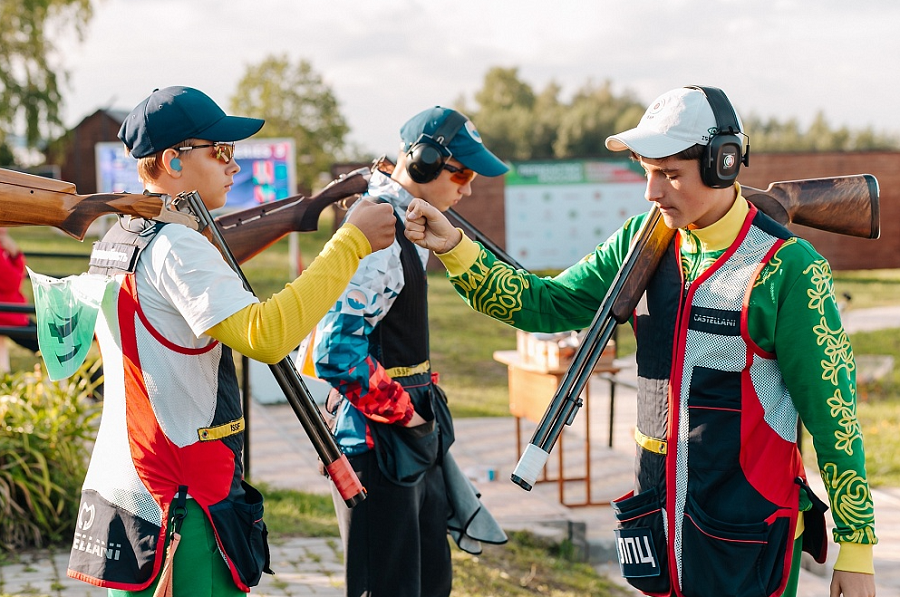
510, 174, 880, 491
0, 168, 200, 238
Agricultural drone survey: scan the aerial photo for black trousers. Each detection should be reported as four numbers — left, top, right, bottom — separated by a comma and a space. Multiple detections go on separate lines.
332, 450, 452, 597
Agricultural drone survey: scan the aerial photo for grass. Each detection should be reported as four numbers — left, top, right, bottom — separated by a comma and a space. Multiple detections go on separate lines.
428, 274, 517, 416
833, 269, 900, 309
450, 531, 632, 597
254, 482, 340, 539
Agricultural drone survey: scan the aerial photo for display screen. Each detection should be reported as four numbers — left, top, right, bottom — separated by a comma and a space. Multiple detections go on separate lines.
94, 138, 297, 211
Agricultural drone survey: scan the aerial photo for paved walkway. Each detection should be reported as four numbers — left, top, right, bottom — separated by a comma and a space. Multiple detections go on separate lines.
2, 306, 899, 596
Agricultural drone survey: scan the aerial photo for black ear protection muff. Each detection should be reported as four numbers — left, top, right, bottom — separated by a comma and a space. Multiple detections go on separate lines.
686, 85, 750, 188
405, 110, 468, 184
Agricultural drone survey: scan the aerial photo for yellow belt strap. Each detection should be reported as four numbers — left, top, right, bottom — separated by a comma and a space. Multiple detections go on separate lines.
384, 360, 431, 379
197, 417, 245, 442
634, 427, 667, 454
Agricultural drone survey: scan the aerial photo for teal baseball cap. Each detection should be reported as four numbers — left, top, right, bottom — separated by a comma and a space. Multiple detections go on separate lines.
119, 86, 264, 158
400, 107, 508, 177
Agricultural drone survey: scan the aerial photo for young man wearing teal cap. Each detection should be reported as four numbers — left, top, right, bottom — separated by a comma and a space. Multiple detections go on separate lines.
66, 86, 397, 596
404, 87, 876, 597
313, 106, 508, 597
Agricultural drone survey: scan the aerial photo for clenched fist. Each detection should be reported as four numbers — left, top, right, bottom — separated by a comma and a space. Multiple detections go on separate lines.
404, 198, 462, 254
346, 199, 397, 252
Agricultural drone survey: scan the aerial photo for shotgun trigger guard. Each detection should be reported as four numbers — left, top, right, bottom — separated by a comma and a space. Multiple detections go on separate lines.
144, 192, 203, 231
167, 192, 207, 231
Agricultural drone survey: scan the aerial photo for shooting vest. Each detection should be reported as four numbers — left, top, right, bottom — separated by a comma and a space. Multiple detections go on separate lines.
337, 213, 454, 485
613, 206, 805, 597
67, 221, 270, 592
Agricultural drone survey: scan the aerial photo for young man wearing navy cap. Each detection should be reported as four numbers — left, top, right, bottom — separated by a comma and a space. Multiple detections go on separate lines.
66, 86, 396, 596
404, 87, 876, 597
313, 106, 508, 597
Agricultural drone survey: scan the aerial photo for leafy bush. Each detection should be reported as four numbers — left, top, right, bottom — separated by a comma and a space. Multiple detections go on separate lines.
0, 359, 101, 551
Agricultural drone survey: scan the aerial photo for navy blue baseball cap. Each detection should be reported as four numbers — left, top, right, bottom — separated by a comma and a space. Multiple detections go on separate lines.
400, 107, 508, 177
118, 86, 265, 158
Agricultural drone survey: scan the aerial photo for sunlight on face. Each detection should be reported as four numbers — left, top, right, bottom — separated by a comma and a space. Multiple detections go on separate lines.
639, 156, 732, 229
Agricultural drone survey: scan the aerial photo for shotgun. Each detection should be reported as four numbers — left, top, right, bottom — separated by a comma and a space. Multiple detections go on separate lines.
510, 174, 881, 491
0, 167, 370, 265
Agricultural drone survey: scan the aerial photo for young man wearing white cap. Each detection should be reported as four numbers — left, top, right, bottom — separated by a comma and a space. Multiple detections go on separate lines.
313, 106, 509, 597
66, 86, 396, 596
404, 87, 876, 597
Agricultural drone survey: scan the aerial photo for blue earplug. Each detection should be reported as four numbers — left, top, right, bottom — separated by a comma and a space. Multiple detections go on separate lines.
171, 158, 182, 172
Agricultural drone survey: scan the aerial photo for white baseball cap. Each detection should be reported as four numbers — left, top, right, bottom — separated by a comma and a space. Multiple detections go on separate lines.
606, 87, 722, 158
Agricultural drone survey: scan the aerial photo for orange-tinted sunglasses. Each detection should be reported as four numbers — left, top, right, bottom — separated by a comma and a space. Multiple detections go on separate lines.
176, 142, 236, 164
442, 163, 476, 185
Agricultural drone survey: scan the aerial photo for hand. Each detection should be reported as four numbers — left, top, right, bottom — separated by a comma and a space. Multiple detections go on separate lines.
404, 198, 462, 253
831, 570, 875, 597
346, 199, 397, 252
0, 228, 20, 257
406, 410, 429, 427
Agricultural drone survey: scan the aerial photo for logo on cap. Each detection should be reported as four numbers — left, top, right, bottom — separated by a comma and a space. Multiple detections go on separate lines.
647, 99, 667, 117
464, 121, 484, 145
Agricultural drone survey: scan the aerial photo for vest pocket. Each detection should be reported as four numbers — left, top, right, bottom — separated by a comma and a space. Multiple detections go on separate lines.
207, 480, 272, 588
681, 495, 788, 597
369, 380, 452, 486
611, 487, 670, 595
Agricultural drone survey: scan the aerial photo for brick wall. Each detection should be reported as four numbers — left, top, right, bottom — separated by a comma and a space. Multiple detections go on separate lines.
735, 151, 899, 270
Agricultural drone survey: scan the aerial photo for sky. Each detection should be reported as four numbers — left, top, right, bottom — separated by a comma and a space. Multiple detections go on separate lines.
55, 0, 900, 158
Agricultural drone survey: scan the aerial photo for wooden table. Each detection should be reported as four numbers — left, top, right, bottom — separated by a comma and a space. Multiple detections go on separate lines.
493, 349, 620, 507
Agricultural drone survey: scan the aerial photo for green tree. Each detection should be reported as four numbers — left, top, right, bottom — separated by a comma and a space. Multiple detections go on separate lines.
466, 69, 644, 161
467, 68, 899, 159
529, 81, 565, 160
464, 67, 538, 160
554, 80, 643, 158
230, 54, 350, 193
744, 111, 899, 152
0, 0, 93, 154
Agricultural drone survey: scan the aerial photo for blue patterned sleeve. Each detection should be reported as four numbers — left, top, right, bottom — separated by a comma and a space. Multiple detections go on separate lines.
314, 236, 405, 395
